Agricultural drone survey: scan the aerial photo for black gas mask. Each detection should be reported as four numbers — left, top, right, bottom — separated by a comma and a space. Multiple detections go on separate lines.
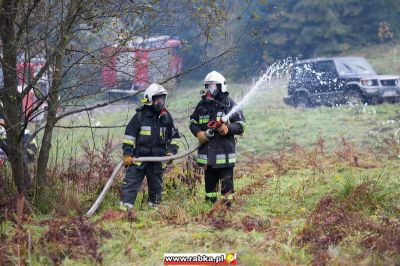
152, 94, 167, 112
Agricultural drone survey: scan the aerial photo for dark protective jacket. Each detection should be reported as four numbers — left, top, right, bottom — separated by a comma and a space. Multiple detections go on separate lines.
122, 105, 180, 157
189, 92, 246, 167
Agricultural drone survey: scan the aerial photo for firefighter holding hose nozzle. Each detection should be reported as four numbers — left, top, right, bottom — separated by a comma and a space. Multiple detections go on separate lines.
189, 71, 246, 205
119, 83, 180, 210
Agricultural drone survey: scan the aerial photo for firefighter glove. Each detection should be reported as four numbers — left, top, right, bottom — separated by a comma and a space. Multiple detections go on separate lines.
217, 124, 229, 136
123, 155, 135, 166
197, 131, 209, 144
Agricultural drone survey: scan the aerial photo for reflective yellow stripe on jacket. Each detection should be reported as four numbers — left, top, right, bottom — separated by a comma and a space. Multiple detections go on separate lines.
123, 134, 135, 147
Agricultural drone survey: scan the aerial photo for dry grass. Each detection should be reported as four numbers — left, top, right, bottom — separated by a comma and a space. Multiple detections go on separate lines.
1, 137, 400, 265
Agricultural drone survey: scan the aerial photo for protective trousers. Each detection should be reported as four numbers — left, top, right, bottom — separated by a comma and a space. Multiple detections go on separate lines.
121, 162, 164, 205
204, 166, 234, 202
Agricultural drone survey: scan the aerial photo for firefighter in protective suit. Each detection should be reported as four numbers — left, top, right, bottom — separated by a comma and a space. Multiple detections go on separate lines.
0, 116, 37, 163
189, 71, 246, 204
120, 83, 180, 209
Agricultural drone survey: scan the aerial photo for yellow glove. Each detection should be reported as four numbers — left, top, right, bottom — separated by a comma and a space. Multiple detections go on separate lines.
197, 131, 209, 144
217, 124, 229, 136
123, 155, 135, 166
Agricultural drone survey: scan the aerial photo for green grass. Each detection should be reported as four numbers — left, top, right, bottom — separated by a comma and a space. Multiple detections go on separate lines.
47, 77, 400, 165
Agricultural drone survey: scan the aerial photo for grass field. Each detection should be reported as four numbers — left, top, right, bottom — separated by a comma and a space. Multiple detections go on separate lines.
51, 77, 400, 161
2, 43, 400, 265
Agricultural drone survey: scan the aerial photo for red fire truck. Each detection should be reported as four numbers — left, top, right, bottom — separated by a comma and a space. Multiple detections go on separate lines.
16, 56, 50, 122
0, 56, 49, 122
101, 36, 183, 93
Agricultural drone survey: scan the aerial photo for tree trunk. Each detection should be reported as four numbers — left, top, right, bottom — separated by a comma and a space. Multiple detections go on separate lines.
36, 48, 64, 194
8, 133, 31, 194
0, 0, 31, 195
35, 0, 82, 198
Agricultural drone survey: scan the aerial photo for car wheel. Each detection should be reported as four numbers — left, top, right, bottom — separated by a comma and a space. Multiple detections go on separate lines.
295, 95, 308, 108
345, 91, 363, 106
387, 97, 397, 104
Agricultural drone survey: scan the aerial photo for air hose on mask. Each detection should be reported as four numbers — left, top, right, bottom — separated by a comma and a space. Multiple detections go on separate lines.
85, 142, 201, 216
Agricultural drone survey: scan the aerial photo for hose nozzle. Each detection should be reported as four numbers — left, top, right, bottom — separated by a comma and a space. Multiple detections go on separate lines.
205, 129, 214, 138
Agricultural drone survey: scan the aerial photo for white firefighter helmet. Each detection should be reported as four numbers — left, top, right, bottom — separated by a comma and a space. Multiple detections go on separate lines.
142, 83, 168, 105
204, 71, 227, 92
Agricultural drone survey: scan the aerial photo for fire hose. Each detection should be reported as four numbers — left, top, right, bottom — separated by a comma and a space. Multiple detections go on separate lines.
85, 143, 201, 216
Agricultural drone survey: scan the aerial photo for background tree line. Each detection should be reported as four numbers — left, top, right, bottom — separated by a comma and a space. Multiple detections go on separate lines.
180, 0, 400, 80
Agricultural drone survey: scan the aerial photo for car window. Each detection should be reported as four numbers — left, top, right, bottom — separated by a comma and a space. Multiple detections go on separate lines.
313, 61, 337, 77
335, 58, 376, 75
291, 63, 314, 81
291, 61, 336, 83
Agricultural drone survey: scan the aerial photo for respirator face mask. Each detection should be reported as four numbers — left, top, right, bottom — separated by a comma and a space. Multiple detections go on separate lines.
152, 95, 167, 111
206, 83, 218, 96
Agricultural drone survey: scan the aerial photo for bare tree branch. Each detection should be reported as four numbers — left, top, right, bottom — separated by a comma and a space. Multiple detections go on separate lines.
15, 0, 42, 43
57, 88, 145, 120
